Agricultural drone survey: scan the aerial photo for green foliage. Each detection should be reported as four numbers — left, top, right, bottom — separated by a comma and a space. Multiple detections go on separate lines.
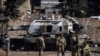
4, 0, 19, 19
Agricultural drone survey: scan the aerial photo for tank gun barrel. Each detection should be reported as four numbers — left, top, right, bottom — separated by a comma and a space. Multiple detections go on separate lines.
65, 15, 79, 24
65, 15, 83, 33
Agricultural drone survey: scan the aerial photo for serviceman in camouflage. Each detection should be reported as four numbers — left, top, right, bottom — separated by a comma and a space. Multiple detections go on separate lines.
81, 42, 91, 56
37, 34, 45, 56
81, 41, 91, 56
56, 34, 66, 56
1, 34, 10, 50
71, 34, 78, 56
1, 34, 10, 56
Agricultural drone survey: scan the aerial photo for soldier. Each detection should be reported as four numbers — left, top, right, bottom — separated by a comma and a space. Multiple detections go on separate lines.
0, 35, 3, 47
80, 44, 84, 56
81, 42, 91, 56
1, 34, 10, 51
71, 34, 78, 56
37, 34, 45, 56
1, 34, 10, 56
56, 34, 66, 56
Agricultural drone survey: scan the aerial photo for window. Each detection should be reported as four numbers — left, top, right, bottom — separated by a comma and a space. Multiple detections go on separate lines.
59, 26, 62, 31
46, 25, 52, 32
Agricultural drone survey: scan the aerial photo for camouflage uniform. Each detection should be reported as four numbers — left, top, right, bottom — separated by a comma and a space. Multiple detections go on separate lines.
37, 35, 45, 56
72, 37, 78, 56
56, 34, 66, 56
81, 42, 91, 56
83, 42, 91, 56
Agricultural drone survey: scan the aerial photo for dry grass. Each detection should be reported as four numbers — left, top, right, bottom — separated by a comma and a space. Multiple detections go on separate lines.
78, 18, 100, 43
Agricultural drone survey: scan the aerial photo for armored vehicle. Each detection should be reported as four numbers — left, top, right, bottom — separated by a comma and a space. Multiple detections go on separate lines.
24, 19, 73, 44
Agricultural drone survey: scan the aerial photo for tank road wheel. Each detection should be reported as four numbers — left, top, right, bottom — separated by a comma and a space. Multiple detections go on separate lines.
23, 43, 31, 51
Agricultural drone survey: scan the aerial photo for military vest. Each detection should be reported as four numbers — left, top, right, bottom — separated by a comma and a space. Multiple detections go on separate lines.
57, 37, 66, 46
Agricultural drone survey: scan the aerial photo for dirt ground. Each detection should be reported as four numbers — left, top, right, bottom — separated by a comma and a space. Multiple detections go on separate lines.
0, 48, 71, 56
0, 48, 100, 56
0, 49, 7, 56
9, 51, 71, 56
6, 51, 100, 56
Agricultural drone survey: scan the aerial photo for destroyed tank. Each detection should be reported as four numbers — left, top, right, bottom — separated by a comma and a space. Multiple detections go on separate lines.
24, 7, 83, 45
24, 15, 73, 44
23, 9, 83, 50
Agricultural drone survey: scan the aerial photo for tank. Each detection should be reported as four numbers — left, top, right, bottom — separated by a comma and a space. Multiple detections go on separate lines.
24, 18, 73, 44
